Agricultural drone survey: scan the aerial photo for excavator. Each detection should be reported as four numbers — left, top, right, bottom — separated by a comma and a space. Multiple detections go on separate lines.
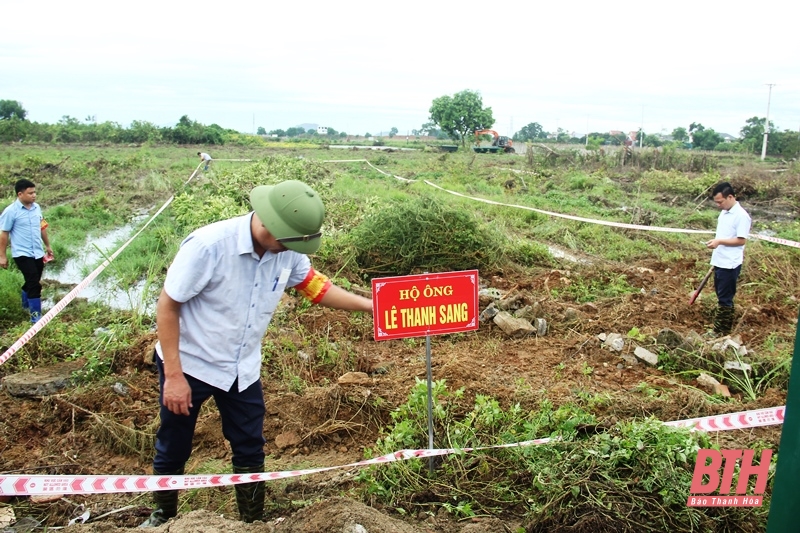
473, 129, 515, 153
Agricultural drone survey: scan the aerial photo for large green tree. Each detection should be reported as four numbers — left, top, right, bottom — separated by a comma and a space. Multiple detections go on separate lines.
671, 127, 688, 142
0, 99, 27, 121
513, 122, 547, 142
688, 123, 723, 151
429, 90, 494, 146
739, 116, 774, 153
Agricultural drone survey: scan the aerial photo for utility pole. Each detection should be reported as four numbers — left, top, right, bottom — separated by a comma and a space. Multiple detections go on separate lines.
639, 105, 644, 149
761, 84, 775, 161
586, 115, 589, 147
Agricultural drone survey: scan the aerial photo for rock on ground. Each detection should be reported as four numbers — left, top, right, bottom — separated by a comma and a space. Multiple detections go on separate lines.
1, 358, 86, 397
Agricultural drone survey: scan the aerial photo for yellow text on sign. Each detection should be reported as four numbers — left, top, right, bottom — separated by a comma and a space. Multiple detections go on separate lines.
383, 303, 469, 330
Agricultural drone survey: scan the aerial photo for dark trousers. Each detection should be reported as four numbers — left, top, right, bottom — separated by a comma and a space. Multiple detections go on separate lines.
714, 265, 741, 307
153, 355, 266, 473
13, 256, 44, 299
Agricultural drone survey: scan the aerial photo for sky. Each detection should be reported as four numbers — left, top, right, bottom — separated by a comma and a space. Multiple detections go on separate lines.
2, 0, 799, 139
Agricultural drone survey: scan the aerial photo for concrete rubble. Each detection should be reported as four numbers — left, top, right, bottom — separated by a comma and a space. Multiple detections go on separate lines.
1, 358, 86, 397
493, 311, 537, 337
633, 346, 659, 366
600, 332, 624, 352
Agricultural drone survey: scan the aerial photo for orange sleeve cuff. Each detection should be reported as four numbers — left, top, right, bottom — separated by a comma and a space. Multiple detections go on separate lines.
295, 268, 332, 304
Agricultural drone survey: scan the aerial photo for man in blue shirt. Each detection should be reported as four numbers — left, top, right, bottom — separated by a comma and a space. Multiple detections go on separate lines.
141, 180, 373, 527
705, 182, 751, 335
0, 179, 54, 323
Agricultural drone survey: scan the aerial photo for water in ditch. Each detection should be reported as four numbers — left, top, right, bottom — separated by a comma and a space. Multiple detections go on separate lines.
43, 211, 157, 314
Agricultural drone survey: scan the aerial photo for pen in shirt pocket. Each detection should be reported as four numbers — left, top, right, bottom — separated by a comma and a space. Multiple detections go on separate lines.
272, 277, 279, 291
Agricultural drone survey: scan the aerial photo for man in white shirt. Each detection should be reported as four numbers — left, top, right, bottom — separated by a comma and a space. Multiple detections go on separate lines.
705, 182, 751, 335
140, 180, 373, 526
197, 151, 212, 171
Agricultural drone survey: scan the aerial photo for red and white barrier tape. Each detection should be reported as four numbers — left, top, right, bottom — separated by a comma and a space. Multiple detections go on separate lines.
750, 233, 800, 249
663, 405, 784, 432
0, 406, 784, 496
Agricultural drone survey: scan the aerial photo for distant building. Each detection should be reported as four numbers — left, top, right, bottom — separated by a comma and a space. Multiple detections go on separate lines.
317, 126, 328, 135
719, 133, 737, 143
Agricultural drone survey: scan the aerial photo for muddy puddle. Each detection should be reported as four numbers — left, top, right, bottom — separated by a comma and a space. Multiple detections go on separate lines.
43, 211, 157, 314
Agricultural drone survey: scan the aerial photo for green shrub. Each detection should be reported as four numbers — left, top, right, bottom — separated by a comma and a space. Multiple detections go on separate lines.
349, 195, 505, 276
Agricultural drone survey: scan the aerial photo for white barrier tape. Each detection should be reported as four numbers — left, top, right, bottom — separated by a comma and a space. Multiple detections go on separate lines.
206, 159, 254, 162
183, 162, 203, 185
324, 159, 800, 248
0, 405, 785, 496
0, 163, 204, 366
364, 160, 415, 183
424, 180, 715, 235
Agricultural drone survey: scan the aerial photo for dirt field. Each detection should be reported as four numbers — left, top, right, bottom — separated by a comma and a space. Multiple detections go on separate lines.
1, 254, 794, 532
1, 149, 798, 532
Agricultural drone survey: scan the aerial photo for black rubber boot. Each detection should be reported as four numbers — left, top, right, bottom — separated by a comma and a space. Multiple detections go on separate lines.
714, 305, 735, 336
233, 464, 265, 523
139, 467, 183, 528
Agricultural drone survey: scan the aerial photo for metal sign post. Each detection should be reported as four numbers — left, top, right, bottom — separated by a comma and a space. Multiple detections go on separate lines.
425, 334, 435, 474
372, 270, 480, 473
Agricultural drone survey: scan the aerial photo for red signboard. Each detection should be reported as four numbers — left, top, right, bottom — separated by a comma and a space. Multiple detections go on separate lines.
372, 270, 479, 341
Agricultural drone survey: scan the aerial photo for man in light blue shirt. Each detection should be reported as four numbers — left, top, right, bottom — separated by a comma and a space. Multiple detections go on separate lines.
705, 182, 751, 335
0, 179, 54, 322
141, 180, 373, 527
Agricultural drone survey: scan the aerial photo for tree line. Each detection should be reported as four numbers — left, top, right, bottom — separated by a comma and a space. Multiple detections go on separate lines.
424, 91, 800, 157
4, 95, 798, 157
0, 101, 259, 145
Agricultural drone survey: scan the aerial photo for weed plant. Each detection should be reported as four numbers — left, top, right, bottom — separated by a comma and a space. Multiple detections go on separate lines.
348, 195, 505, 277
358, 381, 769, 531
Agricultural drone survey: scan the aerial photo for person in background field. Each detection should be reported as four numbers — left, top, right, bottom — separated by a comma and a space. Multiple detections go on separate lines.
140, 179, 373, 527
197, 151, 212, 171
705, 181, 751, 336
0, 179, 54, 323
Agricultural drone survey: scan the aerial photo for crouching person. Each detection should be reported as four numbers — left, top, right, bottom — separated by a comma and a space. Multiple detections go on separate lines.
140, 180, 373, 526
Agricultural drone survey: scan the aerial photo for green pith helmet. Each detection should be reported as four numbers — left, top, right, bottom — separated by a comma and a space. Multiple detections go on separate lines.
249, 180, 325, 254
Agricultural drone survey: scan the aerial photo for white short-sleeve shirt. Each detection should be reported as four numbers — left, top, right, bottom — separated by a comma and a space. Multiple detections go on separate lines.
156, 213, 311, 391
711, 201, 751, 269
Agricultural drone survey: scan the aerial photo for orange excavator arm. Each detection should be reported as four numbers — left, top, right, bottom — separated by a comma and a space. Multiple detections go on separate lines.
474, 129, 499, 145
